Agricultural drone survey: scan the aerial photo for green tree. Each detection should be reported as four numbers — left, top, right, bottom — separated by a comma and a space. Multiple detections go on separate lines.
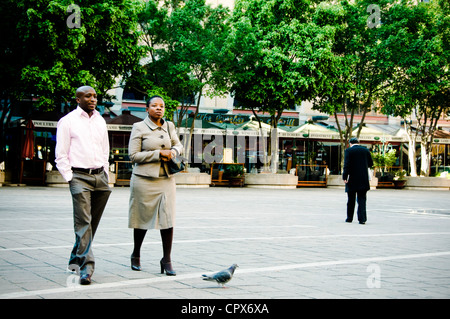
312, 0, 393, 171
226, 0, 335, 172
0, 0, 145, 163
379, 0, 450, 176
124, 0, 180, 116
132, 0, 231, 162
166, 0, 230, 160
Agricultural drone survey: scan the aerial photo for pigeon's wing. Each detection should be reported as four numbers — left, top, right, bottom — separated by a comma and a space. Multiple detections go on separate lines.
202, 274, 216, 282
212, 270, 232, 284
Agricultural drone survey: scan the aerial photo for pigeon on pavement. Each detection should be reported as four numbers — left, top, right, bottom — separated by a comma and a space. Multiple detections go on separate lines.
202, 264, 238, 287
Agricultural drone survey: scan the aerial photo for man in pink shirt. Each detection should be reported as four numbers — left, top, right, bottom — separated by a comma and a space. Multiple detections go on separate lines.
55, 86, 111, 285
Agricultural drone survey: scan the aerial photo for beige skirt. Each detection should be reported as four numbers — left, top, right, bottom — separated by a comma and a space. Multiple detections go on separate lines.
128, 173, 176, 230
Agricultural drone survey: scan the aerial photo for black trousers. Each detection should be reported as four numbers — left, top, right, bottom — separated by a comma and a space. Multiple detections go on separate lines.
68, 170, 111, 276
346, 190, 367, 223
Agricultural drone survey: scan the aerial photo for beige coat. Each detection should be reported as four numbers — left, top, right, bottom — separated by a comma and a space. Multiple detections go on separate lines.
128, 117, 183, 230
128, 117, 183, 177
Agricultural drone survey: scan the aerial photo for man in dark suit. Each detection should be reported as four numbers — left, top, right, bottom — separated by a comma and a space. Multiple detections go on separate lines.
342, 137, 374, 224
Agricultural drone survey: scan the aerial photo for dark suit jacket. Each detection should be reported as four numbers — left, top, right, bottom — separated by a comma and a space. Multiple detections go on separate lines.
342, 144, 374, 192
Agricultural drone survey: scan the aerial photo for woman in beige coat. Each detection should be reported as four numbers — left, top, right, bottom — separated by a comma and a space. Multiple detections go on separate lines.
128, 95, 183, 275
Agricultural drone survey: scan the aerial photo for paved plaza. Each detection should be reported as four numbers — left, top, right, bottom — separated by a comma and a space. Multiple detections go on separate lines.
0, 185, 449, 302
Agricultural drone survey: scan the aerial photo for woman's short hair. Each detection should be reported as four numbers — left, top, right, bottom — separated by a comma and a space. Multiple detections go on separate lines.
146, 95, 164, 108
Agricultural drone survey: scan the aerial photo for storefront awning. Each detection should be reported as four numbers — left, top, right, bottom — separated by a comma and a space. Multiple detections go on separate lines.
279, 122, 339, 140
237, 119, 274, 133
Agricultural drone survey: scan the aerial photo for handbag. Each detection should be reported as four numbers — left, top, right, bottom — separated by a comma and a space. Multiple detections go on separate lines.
167, 121, 185, 174
168, 154, 185, 174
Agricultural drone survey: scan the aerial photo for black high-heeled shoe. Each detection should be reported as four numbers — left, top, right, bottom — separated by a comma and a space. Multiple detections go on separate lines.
160, 258, 176, 276
131, 255, 141, 271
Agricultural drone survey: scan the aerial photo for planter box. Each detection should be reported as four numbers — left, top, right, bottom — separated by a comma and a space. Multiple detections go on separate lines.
45, 170, 68, 187
393, 180, 406, 189
46, 170, 116, 187
108, 172, 116, 187
404, 176, 450, 190
210, 163, 245, 187
327, 174, 378, 190
327, 175, 344, 187
175, 172, 211, 188
244, 173, 298, 189
370, 176, 378, 189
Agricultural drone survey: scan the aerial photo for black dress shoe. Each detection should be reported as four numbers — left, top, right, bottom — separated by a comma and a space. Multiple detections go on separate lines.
345, 219, 352, 223
131, 255, 141, 271
80, 274, 92, 285
359, 221, 366, 224
160, 258, 176, 276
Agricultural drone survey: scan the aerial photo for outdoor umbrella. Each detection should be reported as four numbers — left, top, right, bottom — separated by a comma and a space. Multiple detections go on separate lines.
21, 119, 35, 159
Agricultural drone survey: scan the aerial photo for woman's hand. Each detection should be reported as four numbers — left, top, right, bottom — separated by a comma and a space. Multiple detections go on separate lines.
160, 150, 173, 161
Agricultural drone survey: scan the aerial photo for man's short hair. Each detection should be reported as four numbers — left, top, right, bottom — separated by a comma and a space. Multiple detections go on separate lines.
349, 137, 359, 144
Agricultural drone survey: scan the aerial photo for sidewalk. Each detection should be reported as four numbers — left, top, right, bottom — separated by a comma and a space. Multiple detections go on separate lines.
0, 186, 449, 300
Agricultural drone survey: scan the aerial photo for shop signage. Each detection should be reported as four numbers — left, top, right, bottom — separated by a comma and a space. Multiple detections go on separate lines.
31, 120, 134, 132
198, 113, 250, 124
32, 120, 57, 128
179, 127, 268, 137
106, 124, 133, 131
197, 113, 299, 126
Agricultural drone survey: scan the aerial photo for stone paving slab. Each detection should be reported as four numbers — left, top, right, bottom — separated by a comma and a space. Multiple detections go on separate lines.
0, 186, 449, 305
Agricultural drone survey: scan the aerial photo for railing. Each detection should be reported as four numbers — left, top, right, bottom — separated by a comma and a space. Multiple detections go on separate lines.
295, 164, 328, 187
210, 163, 245, 187
115, 161, 132, 186
374, 166, 403, 188
20, 159, 46, 185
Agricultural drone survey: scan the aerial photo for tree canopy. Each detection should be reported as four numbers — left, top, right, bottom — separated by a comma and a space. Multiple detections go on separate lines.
0, 0, 145, 162
228, 0, 335, 127
378, 0, 450, 175
1, 0, 144, 111
1, 0, 449, 175
225, 0, 336, 170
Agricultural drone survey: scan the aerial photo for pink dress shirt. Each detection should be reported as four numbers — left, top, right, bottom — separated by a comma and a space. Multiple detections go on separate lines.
55, 106, 110, 182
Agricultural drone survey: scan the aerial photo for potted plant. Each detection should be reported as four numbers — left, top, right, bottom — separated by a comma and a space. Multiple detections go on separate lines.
372, 149, 397, 182
223, 164, 245, 187
393, 169, 407, 189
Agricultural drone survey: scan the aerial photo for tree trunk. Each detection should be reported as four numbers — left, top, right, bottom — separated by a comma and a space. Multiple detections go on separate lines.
184, 91, 202, 166
269, 111, 283, 173
251, 108, 269, 172
334, 112, 345, 174
270, 127, 278, 173
420, 137, 431, 176
404, 120, 417, 177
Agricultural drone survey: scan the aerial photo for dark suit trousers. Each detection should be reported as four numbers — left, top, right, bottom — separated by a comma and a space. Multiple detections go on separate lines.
68, 171, 111, 276
346, 190, 367, 223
